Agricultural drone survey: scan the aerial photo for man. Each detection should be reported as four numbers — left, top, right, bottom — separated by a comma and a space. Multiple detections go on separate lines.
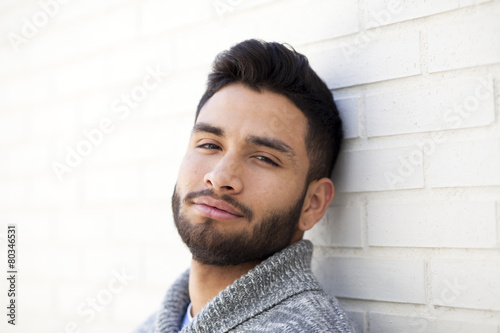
135, 39, 355, 332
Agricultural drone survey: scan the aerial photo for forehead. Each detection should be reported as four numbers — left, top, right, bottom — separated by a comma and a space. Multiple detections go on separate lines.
196, 84, 308, 150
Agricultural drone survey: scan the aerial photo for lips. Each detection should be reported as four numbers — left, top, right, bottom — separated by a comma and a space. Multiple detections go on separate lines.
192, 196, 244, 220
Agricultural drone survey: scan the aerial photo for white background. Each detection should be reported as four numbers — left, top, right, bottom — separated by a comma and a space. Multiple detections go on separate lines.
0, 0, 499, 332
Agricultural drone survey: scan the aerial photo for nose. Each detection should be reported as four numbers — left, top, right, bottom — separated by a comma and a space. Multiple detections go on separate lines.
203, 154, 243, 194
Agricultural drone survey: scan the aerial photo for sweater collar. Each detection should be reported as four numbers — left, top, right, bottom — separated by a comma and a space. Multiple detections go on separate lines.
155, 240, 320, 333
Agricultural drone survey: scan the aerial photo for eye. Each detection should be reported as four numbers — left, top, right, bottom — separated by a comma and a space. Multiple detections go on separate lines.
255, 155, 279, 167
197, 143, 221, 150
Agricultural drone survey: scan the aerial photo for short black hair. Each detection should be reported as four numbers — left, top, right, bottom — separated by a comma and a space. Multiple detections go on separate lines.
196, 39, 343, 183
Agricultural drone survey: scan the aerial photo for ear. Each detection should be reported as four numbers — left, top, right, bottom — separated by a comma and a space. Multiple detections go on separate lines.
297, 178, 335, 232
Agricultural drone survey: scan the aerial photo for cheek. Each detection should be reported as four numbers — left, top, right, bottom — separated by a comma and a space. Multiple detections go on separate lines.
177, 153, 207, 189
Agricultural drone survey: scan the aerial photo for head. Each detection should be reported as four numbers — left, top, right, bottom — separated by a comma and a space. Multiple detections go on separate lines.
172, 39, 343, 266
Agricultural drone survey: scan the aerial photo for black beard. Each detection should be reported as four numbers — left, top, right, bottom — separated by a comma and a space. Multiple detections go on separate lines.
171, 187, 307, 266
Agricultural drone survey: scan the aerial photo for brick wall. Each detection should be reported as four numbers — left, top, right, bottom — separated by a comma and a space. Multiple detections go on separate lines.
0, 0, 498, 332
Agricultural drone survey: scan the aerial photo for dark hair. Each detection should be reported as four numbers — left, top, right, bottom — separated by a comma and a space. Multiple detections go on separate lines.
196, 39, 343, 183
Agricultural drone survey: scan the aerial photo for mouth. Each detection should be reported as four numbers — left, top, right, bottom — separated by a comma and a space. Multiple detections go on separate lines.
192, 196, 244, 220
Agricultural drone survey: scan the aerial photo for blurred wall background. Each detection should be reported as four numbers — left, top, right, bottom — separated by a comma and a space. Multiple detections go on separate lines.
0, 0, 499, 332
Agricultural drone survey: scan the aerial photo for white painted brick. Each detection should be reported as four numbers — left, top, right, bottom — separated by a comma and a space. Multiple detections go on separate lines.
31, 5, 137, 67
141, 70, 207, 119
0, 180, 25, 207
365, 75, 495, 137
254, 0, 359, 46
8, 140, 50, 174
53, 57, 108, 97
363, 0, 461, 29
367, 201, 497, 248
369, 312, 498, 333
430, 259, 500, 311
305, 30, 420, 89
19, 282, 53, 314
142, 159, 180, 203
112, 287, 165, 328
83, 167, 141, 205
305, 206, 362, 248
140, 0, 213, 35
56, 283, 111, 317
56, 209, 111, 243
143, 248, 191, 287
312, 257, 426, 303
108, 205, 175, 244
332, 147, 424, 192
83, 248, 140, 283
29, 102, 78, 140
427, 6, 500, 72
112, 289, 165, 325
0, 111, 30, 144
336, 97, 359, 139
427, 139, 500, 188
7, 211, 52, 243
0, 74, 52, 108
28, 175, 78, 208
346, 311, 365, 333
22, 246, 84, 280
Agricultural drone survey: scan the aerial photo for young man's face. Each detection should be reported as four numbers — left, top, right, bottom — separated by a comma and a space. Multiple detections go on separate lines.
172, 83, 312, 265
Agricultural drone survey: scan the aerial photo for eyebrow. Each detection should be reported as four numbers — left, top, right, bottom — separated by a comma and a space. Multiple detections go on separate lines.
192, 121, 297, 159
192, 122, 224, 136
247, 135, 296, 158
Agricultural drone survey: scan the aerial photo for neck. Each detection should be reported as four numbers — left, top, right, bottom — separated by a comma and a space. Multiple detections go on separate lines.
188, 259, 261, 317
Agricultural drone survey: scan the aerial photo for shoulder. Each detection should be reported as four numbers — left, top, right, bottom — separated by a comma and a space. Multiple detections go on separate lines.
234, 290, 356, 333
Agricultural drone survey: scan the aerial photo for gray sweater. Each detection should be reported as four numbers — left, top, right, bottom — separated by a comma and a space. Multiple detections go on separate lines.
134, 240, 355, 332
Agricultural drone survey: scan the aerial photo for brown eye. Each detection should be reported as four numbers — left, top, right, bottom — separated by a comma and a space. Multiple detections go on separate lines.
255, 156, 279, 167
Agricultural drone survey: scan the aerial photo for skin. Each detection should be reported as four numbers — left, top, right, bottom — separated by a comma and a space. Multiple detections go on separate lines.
174, 83, 335, 317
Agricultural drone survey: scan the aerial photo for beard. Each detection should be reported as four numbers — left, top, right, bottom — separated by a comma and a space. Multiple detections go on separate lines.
171, 186, 307, 266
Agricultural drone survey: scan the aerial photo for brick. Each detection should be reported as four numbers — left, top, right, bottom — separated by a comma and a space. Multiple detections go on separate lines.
430, 259, 500, 311
143, 249, 192, 287
112, 288, 165, 327
174, 0, 359, 71
28, 175, 78, 208
0, 180, 25, 208
19, 282, 53, 314
8, 140, 50, 174
55, 283, 109, 316
0, 111, 30, 144
369, 312, 498, 333
52, 57, 108, 97
312, 257, 426, 303
305, 206, 362, 248
427, 6, 500, 72
83, 167, 141, 205
346, 311, 365, 333
253, 0, 359, 46
332, 147, 424, 192
29, 102, 78, 140
31, 5, 137, 67
140, 0, 213, 35
363, 0, 461, 29
367, 201, 497, 248
108, 205, 175, 244
427, 139, 500, 188
0, 74, 51, 108
6, 211, 52, 243
336, 97, 359, 139
365, 75, 495, 137
83, 249, 140, 283
56, 209, 111, 243
21, 246, 84, 280
305, 30, 420, 89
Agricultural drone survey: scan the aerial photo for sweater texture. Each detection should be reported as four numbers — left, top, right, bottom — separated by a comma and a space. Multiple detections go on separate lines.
134, 240, 355, 333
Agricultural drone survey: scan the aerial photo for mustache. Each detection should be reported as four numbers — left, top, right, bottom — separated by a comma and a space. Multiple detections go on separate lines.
184, 189, 254, 221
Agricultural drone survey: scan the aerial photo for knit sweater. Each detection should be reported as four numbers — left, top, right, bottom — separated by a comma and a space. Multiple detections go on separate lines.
134, 240, 355, 333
